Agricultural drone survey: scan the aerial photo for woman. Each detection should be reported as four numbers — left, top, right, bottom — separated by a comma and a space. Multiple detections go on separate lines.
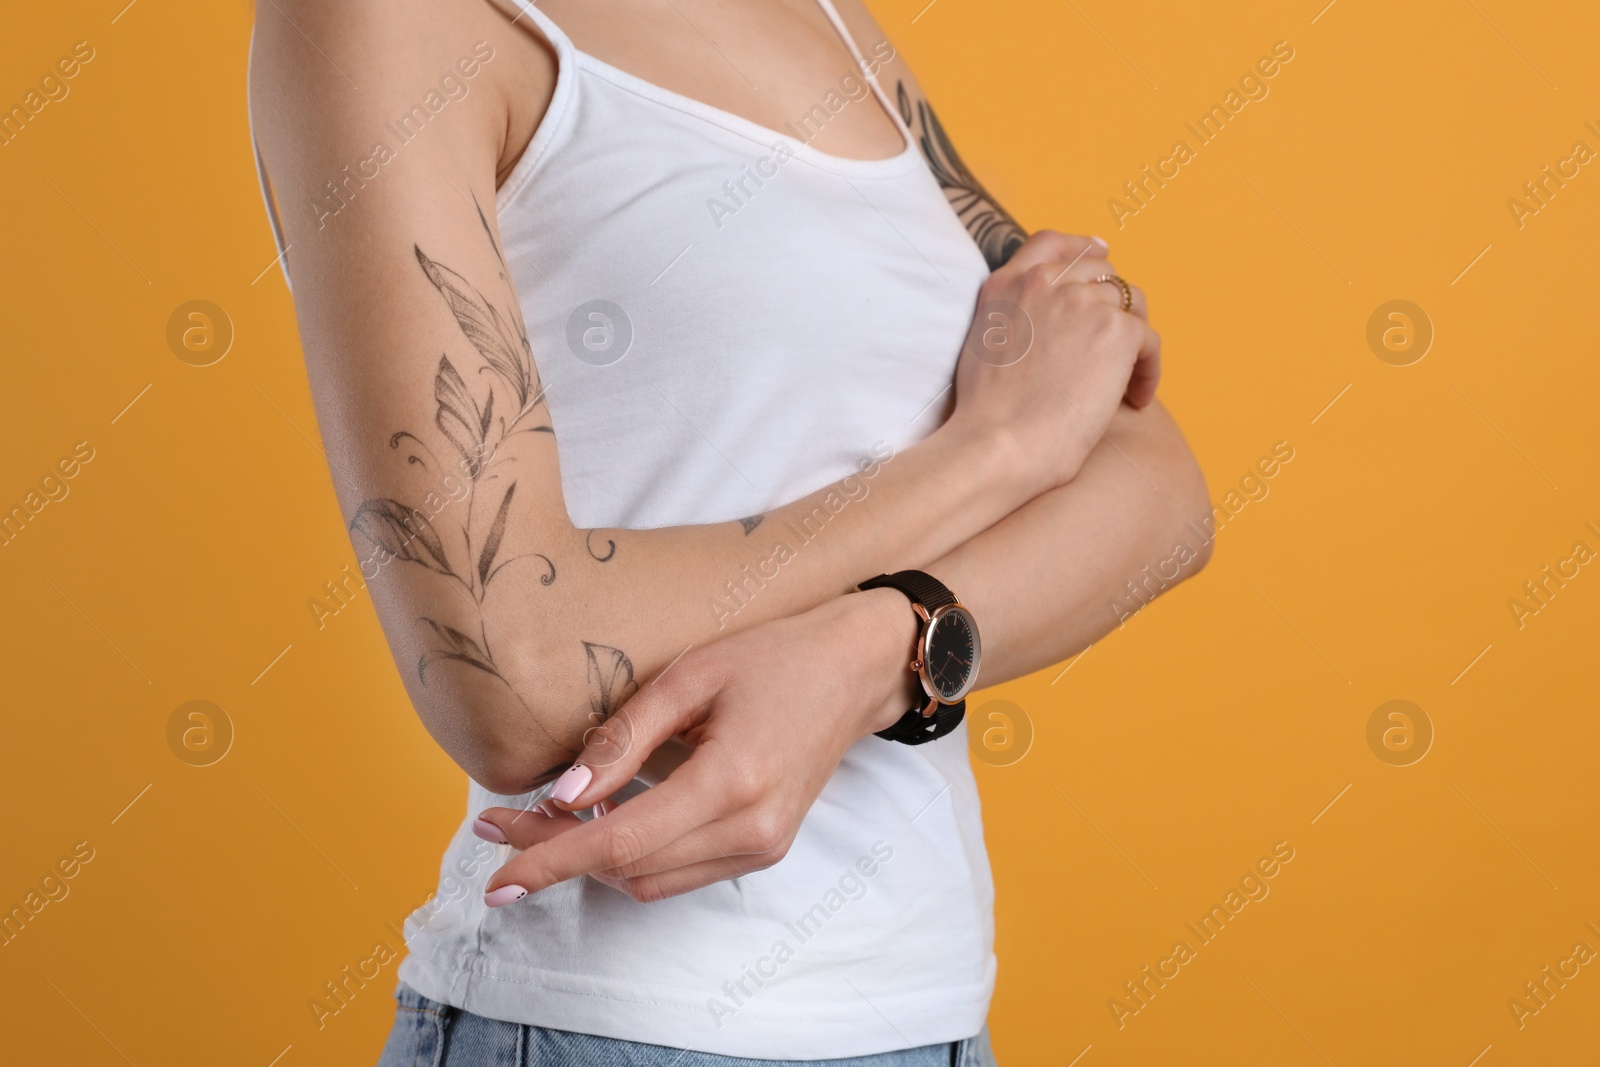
249, 1, 1209, 1063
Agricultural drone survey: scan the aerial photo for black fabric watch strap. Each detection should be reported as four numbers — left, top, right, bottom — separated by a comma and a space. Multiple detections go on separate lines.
876, 698, 965, 745
858, 570, 957, 611
857, 570, 966, 746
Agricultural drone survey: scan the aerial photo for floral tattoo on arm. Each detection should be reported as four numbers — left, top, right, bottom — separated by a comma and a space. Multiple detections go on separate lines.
347, 193, 635, 782
896, 81, 1027, 270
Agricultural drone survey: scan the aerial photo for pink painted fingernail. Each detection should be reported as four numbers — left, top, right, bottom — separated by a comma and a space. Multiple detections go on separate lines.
484, 885, 528, 907
1091, 235, 1108, 247
593, 801, 609, 818
536, 800, 558, 818
550, 763, 592, 804
472, 818, 508, 844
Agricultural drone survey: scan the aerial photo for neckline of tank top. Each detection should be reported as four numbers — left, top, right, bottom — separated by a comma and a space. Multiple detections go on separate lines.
497, 0, 926, 207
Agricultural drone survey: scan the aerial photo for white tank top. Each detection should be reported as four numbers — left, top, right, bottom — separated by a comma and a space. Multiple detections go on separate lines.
393, 2, 996, 1057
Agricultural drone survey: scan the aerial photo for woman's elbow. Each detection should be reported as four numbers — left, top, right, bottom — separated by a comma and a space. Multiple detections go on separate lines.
1176, 457, 1214, 574
1138, 403, 1214, 577
459, 730, 577, 797
412, 684, 581, 796
1144, 433, 1214, 581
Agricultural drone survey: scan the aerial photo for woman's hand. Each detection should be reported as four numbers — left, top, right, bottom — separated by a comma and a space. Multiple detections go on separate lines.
474, 588, 920, 903
949, 230, 1160, 493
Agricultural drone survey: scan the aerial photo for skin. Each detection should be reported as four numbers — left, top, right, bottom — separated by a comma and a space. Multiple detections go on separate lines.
249, 0, 1209, 904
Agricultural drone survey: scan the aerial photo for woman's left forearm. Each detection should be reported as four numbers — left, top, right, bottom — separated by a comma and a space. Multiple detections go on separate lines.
920, 399, 1213, 685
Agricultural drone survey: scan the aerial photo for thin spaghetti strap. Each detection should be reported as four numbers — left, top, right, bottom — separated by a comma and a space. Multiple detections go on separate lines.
810, 0, 872, 68
809, 0, 915, 142
501, 0, 577, 58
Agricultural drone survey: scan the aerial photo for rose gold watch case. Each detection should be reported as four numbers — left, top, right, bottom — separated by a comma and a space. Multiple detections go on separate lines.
909, 602, 981, 713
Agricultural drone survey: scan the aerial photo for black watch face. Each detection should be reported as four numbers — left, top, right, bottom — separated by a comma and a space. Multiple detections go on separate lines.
924, 606, 978, 702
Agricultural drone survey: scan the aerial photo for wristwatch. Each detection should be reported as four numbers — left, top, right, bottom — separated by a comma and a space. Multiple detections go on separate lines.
857, 570, 981, 745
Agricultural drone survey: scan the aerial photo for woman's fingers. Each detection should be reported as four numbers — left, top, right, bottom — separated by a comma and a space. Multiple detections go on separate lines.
1018, 233, 1149, 325
478, 791, 778, 899
1054, 267, 1152, 405
1115, 279, 1148, 321
551, 655, 727, 811
475, 803, 581, 849
605, 854, 774, 903
1125, 323, 1162, 409
1068, 272, 1146, 321
999, 230, 1106, 278
592, 805, 787, 880
1043, 255, 1112, 288
483, 755, 733, 902
1028, 248, 1157, 406
1021, 236, 1146, 323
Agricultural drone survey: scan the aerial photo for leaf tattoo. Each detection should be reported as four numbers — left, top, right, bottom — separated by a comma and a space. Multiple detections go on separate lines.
418, 619, 497, 682
434, 355, 494, 478
896, 81, 1027, 270
348, 190, 562, 692
349, 499, 452, 575
477, 482, 516, 586
415, 245, 537, 413
583, 641, 637, 721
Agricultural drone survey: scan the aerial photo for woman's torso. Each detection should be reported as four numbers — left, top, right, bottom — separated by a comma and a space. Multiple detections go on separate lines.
397, 2, 997, 1058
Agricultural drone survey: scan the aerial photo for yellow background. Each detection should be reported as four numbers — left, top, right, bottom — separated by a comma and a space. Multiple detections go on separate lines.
2, 1, 1596, 1064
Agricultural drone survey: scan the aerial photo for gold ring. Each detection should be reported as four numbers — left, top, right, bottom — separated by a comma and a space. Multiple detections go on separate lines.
1095, 273, 1134, 313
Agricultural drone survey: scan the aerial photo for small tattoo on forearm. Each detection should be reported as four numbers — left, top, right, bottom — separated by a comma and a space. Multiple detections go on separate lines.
585, 527, 617, 562
738, 514, 764, 536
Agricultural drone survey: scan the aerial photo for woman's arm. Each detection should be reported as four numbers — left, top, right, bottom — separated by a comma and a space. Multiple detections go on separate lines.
927, 398, 1211, 685
249, 0, 1152, 793
820, 0, 1205, 676
479, 400, 1210, 903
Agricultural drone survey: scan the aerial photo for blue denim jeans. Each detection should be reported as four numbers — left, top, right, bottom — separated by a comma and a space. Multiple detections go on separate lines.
377, 983, 998, 1067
